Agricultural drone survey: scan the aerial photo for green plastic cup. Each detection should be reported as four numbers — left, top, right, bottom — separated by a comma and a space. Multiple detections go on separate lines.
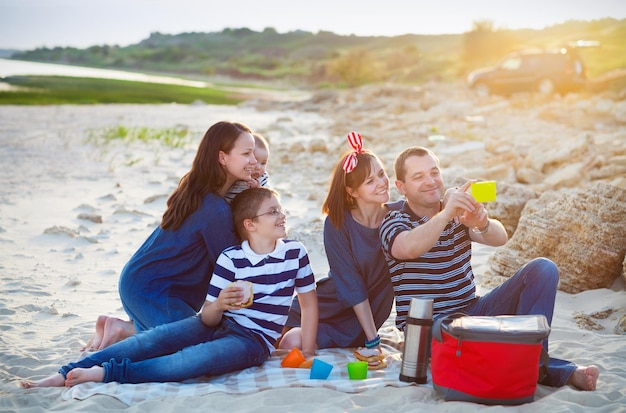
347, 361, 368, 380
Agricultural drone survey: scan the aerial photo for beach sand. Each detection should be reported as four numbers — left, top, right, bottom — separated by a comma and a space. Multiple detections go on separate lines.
0, 102, 625, 412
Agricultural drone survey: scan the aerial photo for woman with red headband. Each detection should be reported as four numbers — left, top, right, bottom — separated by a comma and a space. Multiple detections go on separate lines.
279, 132, 400, 352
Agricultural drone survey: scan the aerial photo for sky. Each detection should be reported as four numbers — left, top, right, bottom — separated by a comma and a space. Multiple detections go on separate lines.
1, 0, 625, 50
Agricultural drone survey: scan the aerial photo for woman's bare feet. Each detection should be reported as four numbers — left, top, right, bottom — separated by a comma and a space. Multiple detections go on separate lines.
20, 373, 65, 388
98, 318, 135, 349
65, 366, 104, 387
568, 365, 600, 391
82, 316, 136, 352
81, 315, 108, 352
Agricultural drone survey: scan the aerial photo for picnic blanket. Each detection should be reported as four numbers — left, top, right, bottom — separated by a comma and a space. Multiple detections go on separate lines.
62, 325, 424, 405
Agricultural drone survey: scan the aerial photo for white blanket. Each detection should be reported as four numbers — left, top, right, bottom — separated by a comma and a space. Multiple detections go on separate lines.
62, 326, 419, 405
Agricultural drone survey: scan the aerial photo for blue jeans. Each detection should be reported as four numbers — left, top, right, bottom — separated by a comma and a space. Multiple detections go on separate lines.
59, 316, 269, 384
120, 289, 198, 332
463, 257, 577, 387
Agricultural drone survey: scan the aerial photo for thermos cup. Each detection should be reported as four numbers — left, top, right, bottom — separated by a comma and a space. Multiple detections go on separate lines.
399, 297, 433, 384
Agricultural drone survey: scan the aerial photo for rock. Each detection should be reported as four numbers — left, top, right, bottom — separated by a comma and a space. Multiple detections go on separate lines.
485, 183, 626, 293
77, 213, 102, 223
143, 194, 168, 204
516, 167, 544, 185
483, 182, 539, 237
308, 89, 339, 104
43, 226, 79, 237
288, 142, 306, 153
573, 312, 604, 331
589, 155, 626, 181
541, 161, 589, 190
308, 139, 328, 153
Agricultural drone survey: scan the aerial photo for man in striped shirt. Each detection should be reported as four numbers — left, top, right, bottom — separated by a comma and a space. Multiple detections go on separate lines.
380, 146, 508, 331
379, 146, 600, 391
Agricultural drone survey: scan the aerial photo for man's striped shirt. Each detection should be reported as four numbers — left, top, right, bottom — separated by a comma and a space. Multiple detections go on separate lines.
380, 201, 476, 331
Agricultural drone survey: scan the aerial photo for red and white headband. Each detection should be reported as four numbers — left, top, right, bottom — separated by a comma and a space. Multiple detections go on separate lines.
342, 131, 364, 173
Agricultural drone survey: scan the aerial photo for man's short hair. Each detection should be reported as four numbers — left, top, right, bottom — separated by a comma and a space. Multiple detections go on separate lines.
394, 146, 440, 182
231, 187, 279, 240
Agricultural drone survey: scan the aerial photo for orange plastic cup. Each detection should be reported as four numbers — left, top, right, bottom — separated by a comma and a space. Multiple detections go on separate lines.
281, 348, 306, 368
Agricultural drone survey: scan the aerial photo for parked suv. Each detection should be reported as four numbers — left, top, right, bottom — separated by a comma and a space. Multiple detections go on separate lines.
466, 48, 587, 96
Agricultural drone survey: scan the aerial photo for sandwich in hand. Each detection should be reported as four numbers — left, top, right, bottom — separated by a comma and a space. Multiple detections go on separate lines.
229, 280, 253, 308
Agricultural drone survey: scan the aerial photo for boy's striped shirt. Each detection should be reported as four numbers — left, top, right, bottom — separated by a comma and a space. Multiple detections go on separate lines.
207, 239, 315, 351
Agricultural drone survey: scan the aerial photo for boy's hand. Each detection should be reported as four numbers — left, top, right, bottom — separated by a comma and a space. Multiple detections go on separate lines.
218, 285, 244, 310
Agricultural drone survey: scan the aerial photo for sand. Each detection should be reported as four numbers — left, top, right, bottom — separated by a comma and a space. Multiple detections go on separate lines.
0, 102, 625, 412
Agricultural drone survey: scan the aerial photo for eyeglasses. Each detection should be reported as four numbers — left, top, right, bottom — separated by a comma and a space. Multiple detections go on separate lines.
252, 207, 286, 219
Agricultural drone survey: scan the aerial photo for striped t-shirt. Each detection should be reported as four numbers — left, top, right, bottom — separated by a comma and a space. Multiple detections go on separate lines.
206, 239, 316, 351
224, 173, 271, 204
380, 201, 476, 331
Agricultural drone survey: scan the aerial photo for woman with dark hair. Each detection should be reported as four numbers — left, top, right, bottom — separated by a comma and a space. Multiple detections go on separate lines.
279, 132, 399, 351
84, 121, 257, 351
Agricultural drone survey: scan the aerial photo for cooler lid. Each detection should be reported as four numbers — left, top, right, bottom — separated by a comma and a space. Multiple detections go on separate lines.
443, 315, 551, 343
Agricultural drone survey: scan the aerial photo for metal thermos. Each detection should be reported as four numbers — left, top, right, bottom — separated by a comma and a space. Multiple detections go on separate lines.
399, 297, 433, 384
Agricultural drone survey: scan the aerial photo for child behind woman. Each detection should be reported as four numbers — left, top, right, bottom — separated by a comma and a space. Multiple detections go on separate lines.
224, 133, 271, 203
21, 187, 318, 387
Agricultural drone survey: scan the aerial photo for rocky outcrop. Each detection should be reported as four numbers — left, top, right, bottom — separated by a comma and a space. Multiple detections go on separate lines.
484, 183, 539, 237
484, 184, 626, 293
249, 81, 626, 293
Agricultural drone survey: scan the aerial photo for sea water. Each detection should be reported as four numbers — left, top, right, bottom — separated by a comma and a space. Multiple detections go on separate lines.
0, 58, 208, 87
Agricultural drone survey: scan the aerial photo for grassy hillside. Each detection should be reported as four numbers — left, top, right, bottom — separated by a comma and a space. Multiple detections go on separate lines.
0, 76, 245, 105
10, 18, 625, 88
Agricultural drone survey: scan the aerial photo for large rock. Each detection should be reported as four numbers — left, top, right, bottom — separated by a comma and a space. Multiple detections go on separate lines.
484, 184, 626, 293
484, 182, 539, 237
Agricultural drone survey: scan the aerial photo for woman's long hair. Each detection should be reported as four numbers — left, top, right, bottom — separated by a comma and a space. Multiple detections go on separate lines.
322, 150, 378, 229
161, 121, 252, 231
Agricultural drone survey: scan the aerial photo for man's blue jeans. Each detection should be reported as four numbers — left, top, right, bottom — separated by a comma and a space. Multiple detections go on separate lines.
464, 257, 577, 387
59, 316, 269, 384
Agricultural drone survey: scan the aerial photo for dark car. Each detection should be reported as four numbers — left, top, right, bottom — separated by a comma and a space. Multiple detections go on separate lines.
466, 48, 587, 96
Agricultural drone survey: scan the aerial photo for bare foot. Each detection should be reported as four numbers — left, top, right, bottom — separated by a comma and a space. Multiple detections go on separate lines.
20, 373, 65, 388
65, 366, 104, 387
98, 318, 136, 350
568, 365, 600, 391
81, 315, 109, 352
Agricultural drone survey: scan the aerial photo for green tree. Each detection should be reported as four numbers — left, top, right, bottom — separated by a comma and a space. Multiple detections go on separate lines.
325, 49, 386, 87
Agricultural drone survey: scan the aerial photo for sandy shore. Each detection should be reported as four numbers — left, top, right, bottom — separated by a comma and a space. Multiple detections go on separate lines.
0, 101, 624, 412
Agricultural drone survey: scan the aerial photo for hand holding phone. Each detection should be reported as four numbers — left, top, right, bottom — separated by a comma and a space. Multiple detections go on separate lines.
470, 181, 496, 203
